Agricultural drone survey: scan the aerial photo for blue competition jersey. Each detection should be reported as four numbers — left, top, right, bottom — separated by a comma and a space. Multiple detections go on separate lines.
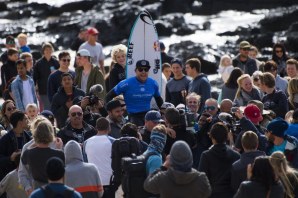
114, 77, 160, 113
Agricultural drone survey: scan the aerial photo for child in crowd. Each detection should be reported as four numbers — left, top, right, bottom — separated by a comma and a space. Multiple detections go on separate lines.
17, 33, 31, 53
217, 55, 234, 83
0, 153, 27, 198
11, 59, 38, 112
26, 103, 39, 123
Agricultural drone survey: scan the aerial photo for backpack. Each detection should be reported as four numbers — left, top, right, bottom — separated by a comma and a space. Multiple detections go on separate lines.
121, 152, 157, 198
111, 137, 142, 186
41, 185, 74, 198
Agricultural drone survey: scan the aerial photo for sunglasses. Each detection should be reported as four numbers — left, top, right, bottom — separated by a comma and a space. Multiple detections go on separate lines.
275, 50, 283, 53
70, 112, 83, 117
204, 105, 216, 111
61, 59, 71, 62
6, 106, 16, 112
241, 48, 250, 51
137, 67, 150, 72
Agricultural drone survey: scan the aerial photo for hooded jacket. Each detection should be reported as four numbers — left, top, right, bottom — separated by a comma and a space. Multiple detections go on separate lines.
65, 140, 103, 198
188, 73, 211, 113
231, 150, 265, 192
198, 144, 240, 198
144, 167, 211, 198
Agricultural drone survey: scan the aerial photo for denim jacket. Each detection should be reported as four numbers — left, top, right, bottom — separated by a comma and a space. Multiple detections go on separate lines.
11, 75, 37, 112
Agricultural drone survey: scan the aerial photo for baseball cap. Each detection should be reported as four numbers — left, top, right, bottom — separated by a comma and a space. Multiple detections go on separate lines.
77, 49, 90, 57
239, 41, 251, 49
145, 110, 162, 123
6, 36, 15, 45
40, 110, 54, 122
106, 100, 122, 111
267, 117, 289, 138
161, 102, 175, 109
136, 60, 150, 68
87, 27, 99, 35
244, 104, 263, 123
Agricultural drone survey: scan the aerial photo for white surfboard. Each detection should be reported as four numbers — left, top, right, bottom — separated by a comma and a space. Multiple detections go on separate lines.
126, 10, 162, 94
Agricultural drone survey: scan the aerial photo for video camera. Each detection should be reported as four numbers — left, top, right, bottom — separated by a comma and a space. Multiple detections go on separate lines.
178, 109, 197, 133
88, 84, 103, 106
218, 112, 241, 135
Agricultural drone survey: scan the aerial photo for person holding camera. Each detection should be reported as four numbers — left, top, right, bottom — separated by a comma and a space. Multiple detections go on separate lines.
51, 73, 85, 129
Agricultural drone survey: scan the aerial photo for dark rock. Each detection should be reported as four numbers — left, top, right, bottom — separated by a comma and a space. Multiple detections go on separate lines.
259, 6, 298, 32
286, 22, 298, 52
155, 20, 173, 36
196, 0, 298, 15
56, 1, 99, 14
162, 0, 195, 14
168, 41, 218, 74
0, 2, 7, 11
143, 2, 162, 20
175, 24, 196, 35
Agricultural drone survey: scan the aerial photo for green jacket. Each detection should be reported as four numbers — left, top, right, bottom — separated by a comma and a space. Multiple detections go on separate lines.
74, 65, 106, 99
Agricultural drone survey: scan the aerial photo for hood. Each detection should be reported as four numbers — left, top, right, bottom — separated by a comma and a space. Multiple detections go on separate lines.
209, 144, 231, 159
194, 73, 208, 81
168, 168, 199, 185
240, 150, 265, 164
64, 140, 83, 164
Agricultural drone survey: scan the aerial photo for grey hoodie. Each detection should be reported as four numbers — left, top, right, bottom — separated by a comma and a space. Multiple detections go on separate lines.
64, 140, 103, 198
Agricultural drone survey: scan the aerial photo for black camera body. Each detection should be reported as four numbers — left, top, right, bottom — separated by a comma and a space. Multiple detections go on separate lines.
178, 109, 196, 132
218, 112, 241, 135
88, 95, 99, 106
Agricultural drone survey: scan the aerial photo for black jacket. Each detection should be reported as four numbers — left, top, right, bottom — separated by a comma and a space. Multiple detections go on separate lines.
161, 52, 173, 64
234, 180, 284, 198
1, 59, 17, 89
51, 86, 85, 128
198, 143, 240, 198
109, 63, 125, 91
262, 89, 288, 118
231, 150, 265, 192
0, 130, 31, 180
33, 56, 59, 94
57, 121, 96, 145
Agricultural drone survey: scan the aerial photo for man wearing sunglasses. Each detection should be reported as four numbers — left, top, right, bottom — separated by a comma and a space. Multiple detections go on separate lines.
106, 60, 163, 126
57, 105, 96, 145
47, 51, 76, 103
232, 41, 257, 76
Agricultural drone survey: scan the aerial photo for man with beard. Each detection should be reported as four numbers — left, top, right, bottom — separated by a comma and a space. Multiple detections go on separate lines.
57, 105, 96, 145
106, 100, 126, 139
265, 117, 298, 168
232, 41, 257, 76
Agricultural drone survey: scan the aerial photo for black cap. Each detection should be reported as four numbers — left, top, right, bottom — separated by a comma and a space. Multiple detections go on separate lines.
106, 100, 122, 111
136, 60, 150, 68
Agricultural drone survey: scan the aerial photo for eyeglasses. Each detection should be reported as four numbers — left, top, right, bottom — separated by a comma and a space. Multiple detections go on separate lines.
6, 106, 16, 112
70, 112, 83, 117
61, 59, 71, 62
137, 67, 150, 72
204, 105, 216, 111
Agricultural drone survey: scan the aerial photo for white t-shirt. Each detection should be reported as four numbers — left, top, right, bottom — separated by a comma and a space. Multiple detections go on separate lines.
22, 79, 34, 108
84, 135, 114, 186
79, 42, 105, 66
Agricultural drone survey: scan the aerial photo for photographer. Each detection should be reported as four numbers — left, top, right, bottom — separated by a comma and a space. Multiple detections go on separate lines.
164, 107, 196, 155
233, 105, 267, 153
51, 73, 85, 129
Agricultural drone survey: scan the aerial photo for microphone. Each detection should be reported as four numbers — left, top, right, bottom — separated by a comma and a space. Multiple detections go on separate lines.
89, 84, 104, 96
218, 112, 233, 124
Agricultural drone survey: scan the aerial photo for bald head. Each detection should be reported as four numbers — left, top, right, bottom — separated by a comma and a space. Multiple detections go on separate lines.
220, 99, 233, 113
69, 105, 83, 115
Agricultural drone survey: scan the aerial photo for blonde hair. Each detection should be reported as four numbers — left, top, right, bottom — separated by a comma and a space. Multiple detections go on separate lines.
33, 120, 54, 144
152, 124, 167, 135
186, 92, 201, 103
30, 116, 47, 135
20, 52, 32, 59
270, 151, 298, 198
219, 54, 232, 67
288, 78, 298, 109
17, 33, 28, 39
235, 74, 251, 98
111, 44, 127, 63
26, 103, 38, 112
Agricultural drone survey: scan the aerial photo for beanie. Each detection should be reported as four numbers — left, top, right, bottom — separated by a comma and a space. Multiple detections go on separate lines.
149, 131, 167, 153
170, 141, 193, 172
267, 117, 289, 138
46, 157, 65, 181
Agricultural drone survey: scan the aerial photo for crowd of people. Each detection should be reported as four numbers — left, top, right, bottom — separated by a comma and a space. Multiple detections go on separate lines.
0, 27, 298, 198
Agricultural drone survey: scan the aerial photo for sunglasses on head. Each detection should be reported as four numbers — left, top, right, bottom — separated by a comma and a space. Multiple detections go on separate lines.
7, 106, 16, 112
61, 59, 71, 62
70, 112, 83, 117
137, 67, 150, 72
204, 105, 216, 111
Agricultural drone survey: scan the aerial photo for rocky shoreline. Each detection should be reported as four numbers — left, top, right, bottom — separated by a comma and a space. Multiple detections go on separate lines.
0, 0, 298, 75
